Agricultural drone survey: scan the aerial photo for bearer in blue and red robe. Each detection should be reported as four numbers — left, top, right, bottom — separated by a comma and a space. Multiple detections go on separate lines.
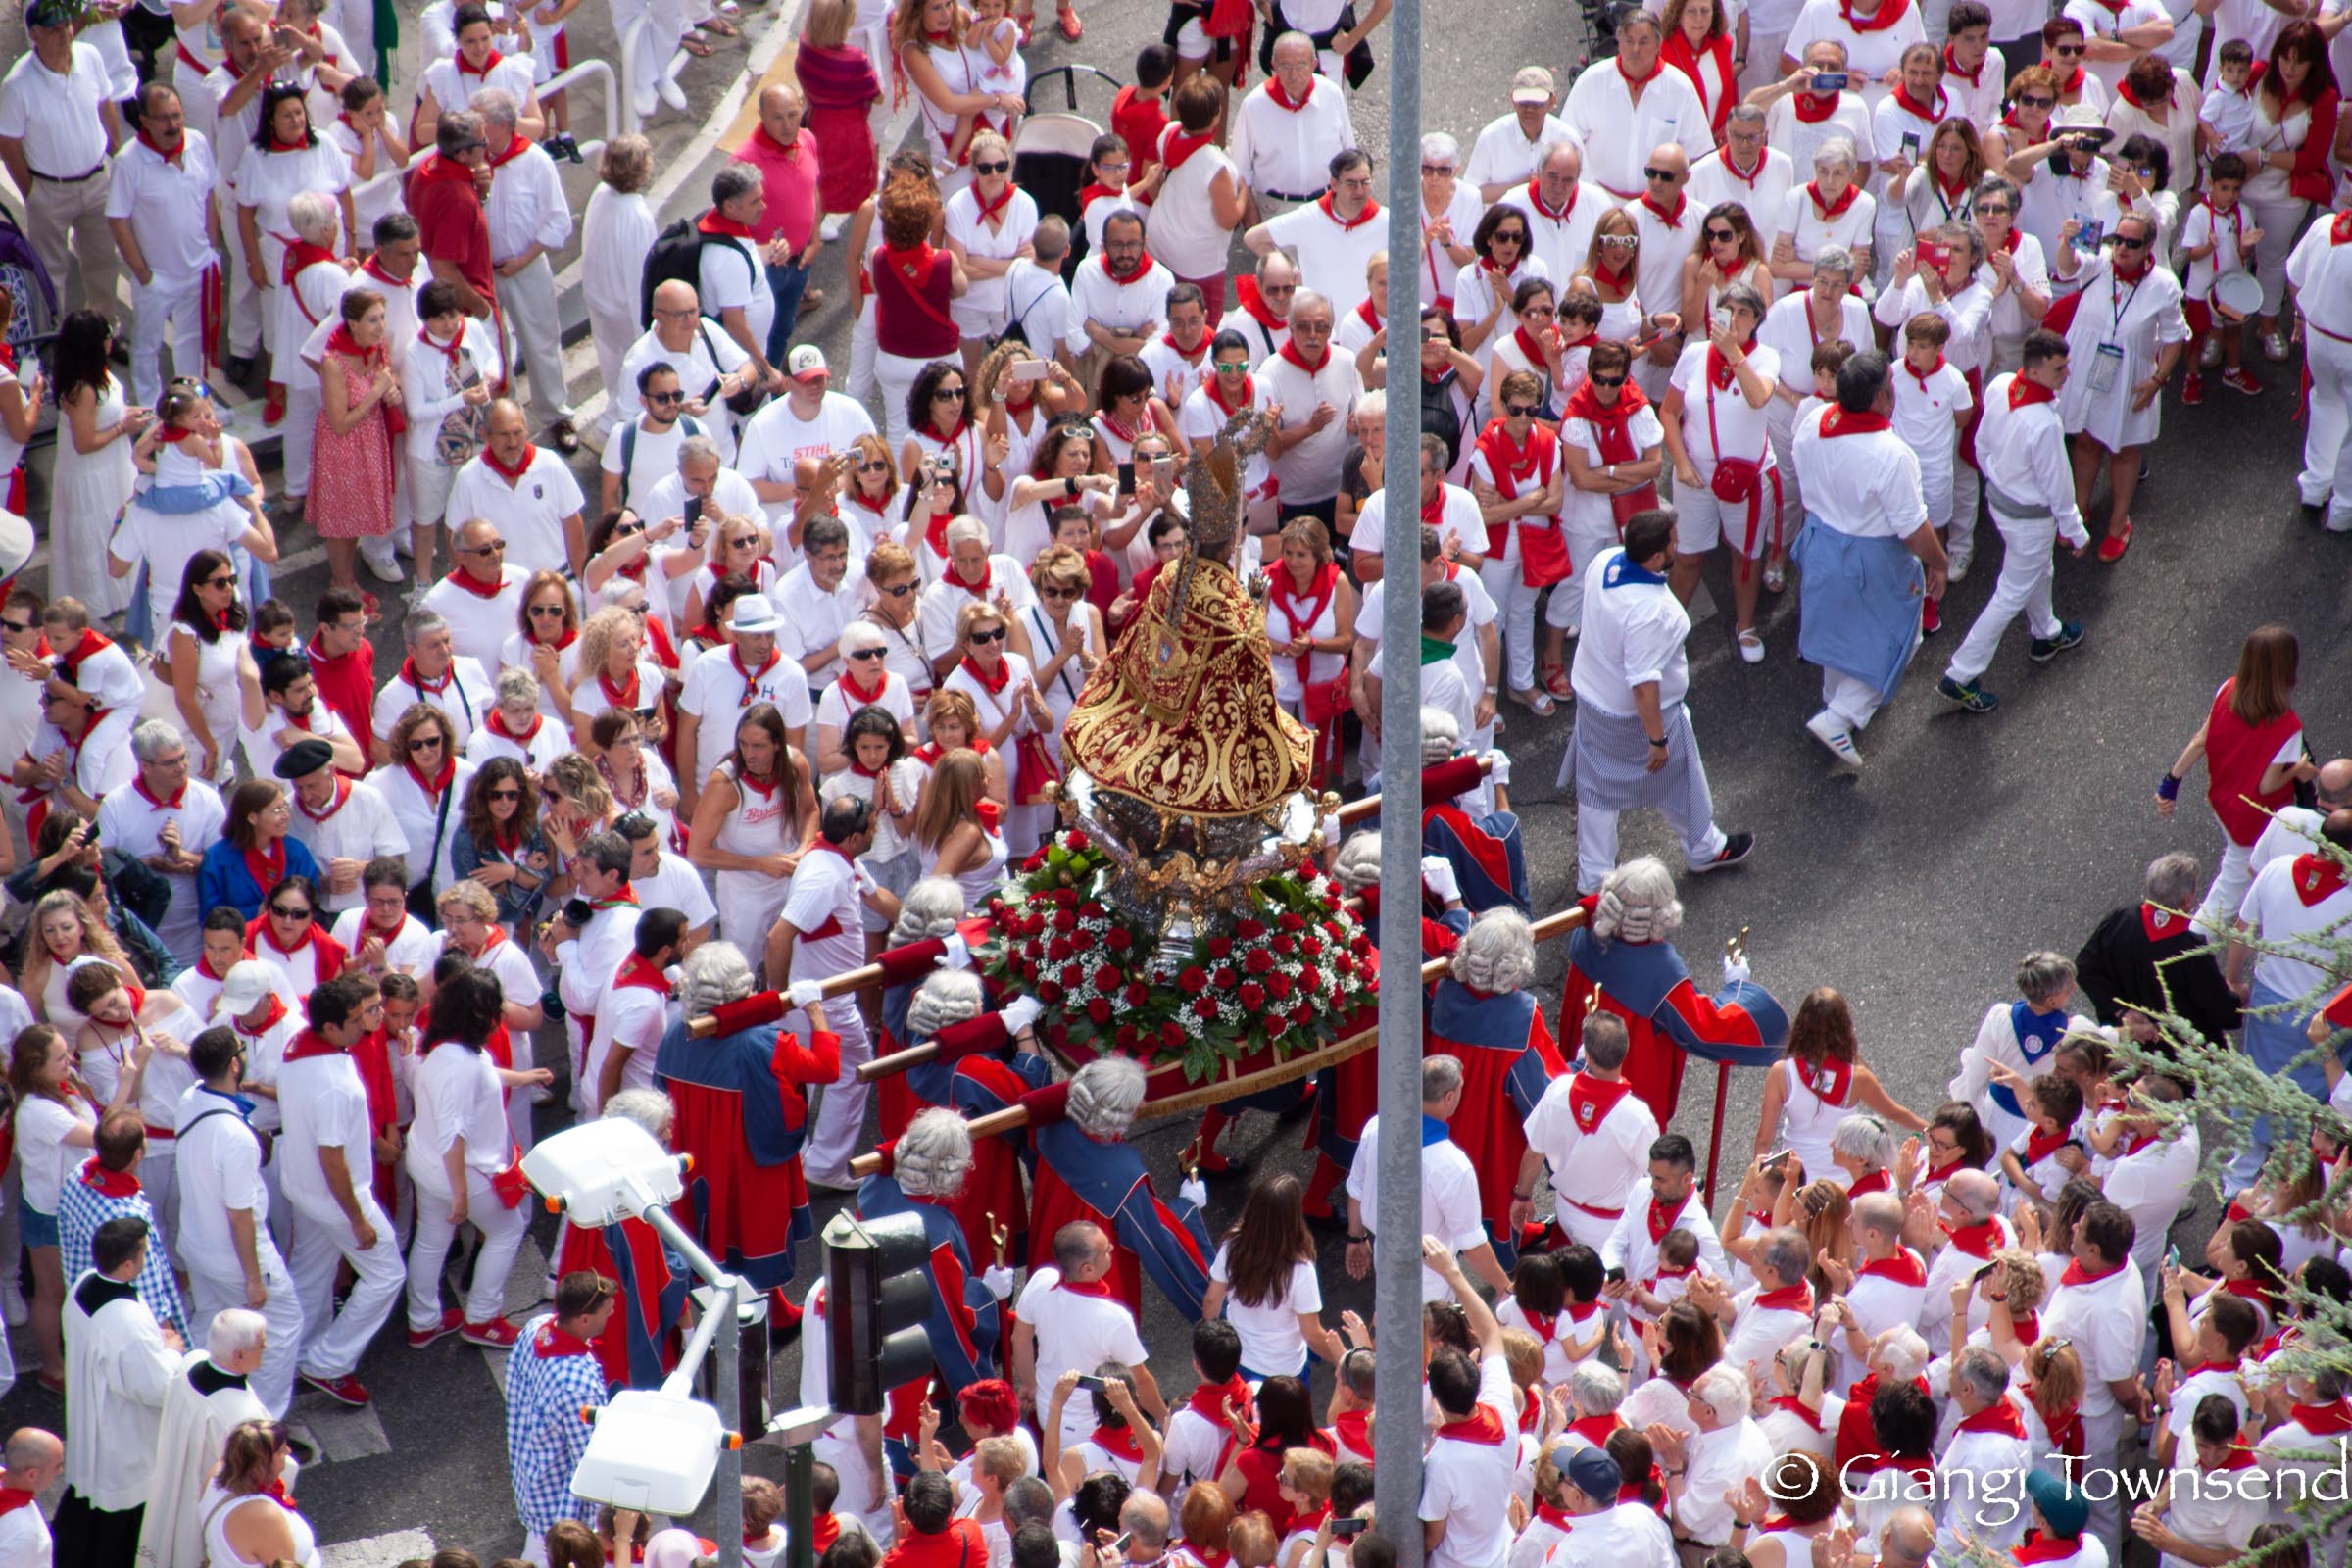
553, 1188, 691, 1390
654, 994, 843, 1326
1559, 893, 1788, 1129
1425, 938, 1567, 1267
1421, 754, 1530, 915
903, 1005, 1051, 1271
1022, 1064, 1214, 1320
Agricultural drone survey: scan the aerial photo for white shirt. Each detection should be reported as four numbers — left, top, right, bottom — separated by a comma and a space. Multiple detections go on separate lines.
1600, 1180, 1732, 1307
1943, 48, 2010, 132
1349, 482, 1483, 565
1013, 1266, 1148, 1435
1791, 401, 1927, 537
583, 185, 659, 325
1495, 185, 1611, 294
774, 563, 870, 688
1669, 340, 1783, 467
701, 228, 775, 357
614, 323, 752, 462
1264, 198, 1389, 319
1147, 139, 1241, 279
585, 968, 675, 1105
1783, 0, 1927, 104
1346, 1113, 1488, 1301
2105, 1126, 2200, 1274
483, 138, 571, 263
1764, 96, 1879, 198
1420, 1352, 1520, 1568
371, 656, 493, 754
782, 844, 866, 980
329, 907, 442, 979
367, 757, 479, 893
1572, 546, 1694, 714
736, 392, 877, 529
945, 184, 1042, 318
1258, 349, 1362, 505
286, 779, 409, 913
1355, 566, 1497, 698
98, 774, 227, 931
1936, 1403, 2037, 1557
633, 849, 718, 932
1561, 63, 1712, 197
1880, 350, 1975, 471
173, 1083, 276, 1272
1066, 257, 1177, 354
0, 42, 111, 177
2063, 0, 2172, 90
400, 318, 504, 465
2042, 1258, 2147, 1417
1465, 111, 1581, 195
677, 646, 815, 789
1229, 76, 1357, 199
446, 447, 585, 578
2287, 215, 2352, 341
1689, 147, 1800, 245
1977, 373, 2089, 544
2240, 853, 2352, 1000
276, 1047, 377, 1225
106, 131, 218, 283
1758, 288, 1875, 389
916, 559, 1038, 662
1522, 1071, 1660, 1222
420, 567, 531, 671
1676, 1418, 1775, 1545
1209, 1244, 1321, 1375
406, 1041, 509, 1190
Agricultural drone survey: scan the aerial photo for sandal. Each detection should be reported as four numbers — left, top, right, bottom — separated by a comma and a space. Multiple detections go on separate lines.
697, 14, 740, 35
2096, 519, 2133, 564
1508, 686, 1555, 717
1056, 2, 1082, 37
1016, 9, 1034, 42
678, 34, 714, 55
1539, 660, 1572, 700
1763, 558, 1788, 593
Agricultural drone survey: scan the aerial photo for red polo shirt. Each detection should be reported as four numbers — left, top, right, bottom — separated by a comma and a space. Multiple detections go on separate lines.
407, 155, 498, 309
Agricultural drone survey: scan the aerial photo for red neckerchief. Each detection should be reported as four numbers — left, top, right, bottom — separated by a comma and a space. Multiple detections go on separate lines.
1524, 179, 1577, 225
1942, 1218, 2002, 1258
1533, 1500, 1576, 1533
1350, 298, 1383, 338
2291, 1400, 2352, 1435
590, 886, 641, 913
232, 992, 291, 1039
1640, 191, 1687, 228
535, 1319, 596, 1358
1662, 27, 1737, 125
1317, 192, 1381, 232
972, 179, 1018, 224
1957, 1397, 2028, 1439
1904, 353, 1948, 387
2333, 210, 2352, 245
731, 644, 782, 689
241, 836, 286, 899
457, 45, 506, 77
1592, 254, 1636, 293
1206, 370, 1256, 417
2292, 852, 2348, 906
1842, 0, 1909, 27
133, 772, 186, 811
1753, 1280, 1813, 1313
1857, 1249, 1926, 1286
1771, 1395, 1825, 1431
0, 1489, 40, 1517
1892, 82, 1946, 122
1793, 89, 1840, 123
1944, 44, 1984, 86
611, 953, 673, 997
137, 127, 186, 167
960, 653, 1012, 696
1235, 275, 1287, 330
282, 1026, 349, 1064
266, 130, 310, 152
2022, 1121, 2074, 1164
2112, 252, 2153, 284
700, 210, 757, 240
1419, 484, 1449, 528
1618, 53, 1663, 87
1433, 1405, 1508, 1445
2202, 1445, 2261, 1473
752, 122, 804, 162
254, 911, 335, 966
2117, 75, 2170, 110
836, 662, 890, 708
417, 324, 465, 373
1160, 122, 1214, 172
282, 238, 340, 286
1332, 1408, 1372, 1455
2015, 1532, 2082, 1566
1707, 338, 1758, 392
2009, 372, 2061, 411
196, 947, 252, 983
598, 662, 643, 711
482, 441, 534, 483
1568, 1412, 1622, 1447
1933, 167, 1973, 207
402, 657, 455, 699
1079, 181, 1125, 213
1102, 250, 1158, 285
1821, 408, 1892, 436
296, 778, 353, 823
1561, 376, 1651, 465
57, 627, 114, 683
361, 255, 410, 291
1645, 1188, 1690, 1243
1566, 1071, 1636, 1134
2223, 1276, 2278, 1316
2059, 1255, 2124, 1288
1510, 322, 1558, 374
445, 564, 508, 599
1187, 1374, 1253, 1426
1055, 1273, 1117, 1298
1163, 329, 1212, 368
77, 1155, 140, 1198
1848, 1168, 1892, 1197
1278, 338, 1330, 374
1808, 179, 1860, 220
1090, 1424, 1146, 1463
484, 132, 531, 172
405, 748, 456, 796
1266, 561, 1340, 683
486, 708, 542, 745
1267, 73, 1313, 111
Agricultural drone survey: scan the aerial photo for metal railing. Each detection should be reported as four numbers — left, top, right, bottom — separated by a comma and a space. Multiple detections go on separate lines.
348, 57, 619, 211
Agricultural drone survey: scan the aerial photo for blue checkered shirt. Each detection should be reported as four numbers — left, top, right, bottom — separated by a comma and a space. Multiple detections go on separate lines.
506, 1311, 610, 1534
56, 1163, 187, 1339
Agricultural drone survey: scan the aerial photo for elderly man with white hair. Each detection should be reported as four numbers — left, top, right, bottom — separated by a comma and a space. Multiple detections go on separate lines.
1826, 1110, 1902, 1196
653, 941, 847, 1331
1424, 909, 1568, 1267
857, 1107, 1013, 1416
1464, 70, 1577, 204
1554, 1362, 1631, 1452
97, 721, 228, 964
1563, 8, 1712, 200
1558, 858, 1788, 1133
1028, 1055, 1212, 1319
1644, 1363, 1772, 1556
1936, 1345, 2037, 1558
1494, 141, 1607, 304
474, 88, 579, 452
1917, 1168, 2016, 1354
547, 1087, 691, 1390
138, 1307, 276, 1568
1258, 288, 1361, 529
1347, 1054, 1510, 1303
917, 516, 1038, 678
277, 190, 356, 516
1229, 33, 1358, 216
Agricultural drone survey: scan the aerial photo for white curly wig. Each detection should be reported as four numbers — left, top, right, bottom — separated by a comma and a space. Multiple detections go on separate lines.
602, 1087, 675, 1142
1451, 908, 1536, 994
908, 969, 987, 1039
890, 877, 968, 948
679, 941, 757, 1018
1332, 831, 1383, 894
1066, 1055, 1149, 1140
1420, 707, 1461, 767
1592, 857, 1683, 945
896, 1106, 975, 1199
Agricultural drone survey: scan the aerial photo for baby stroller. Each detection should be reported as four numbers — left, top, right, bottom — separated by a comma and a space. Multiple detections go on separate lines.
1015, 64, 1124, 274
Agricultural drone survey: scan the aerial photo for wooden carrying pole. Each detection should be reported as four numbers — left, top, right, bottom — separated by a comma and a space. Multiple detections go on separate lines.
840, 905, 1587, 1180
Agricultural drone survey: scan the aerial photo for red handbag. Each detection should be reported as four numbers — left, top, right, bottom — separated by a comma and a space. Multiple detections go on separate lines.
1518, 520, 1573, 587
1609, 483, 1661, 530
1014, 729, 1062, 806
489, 1144, 530, 1210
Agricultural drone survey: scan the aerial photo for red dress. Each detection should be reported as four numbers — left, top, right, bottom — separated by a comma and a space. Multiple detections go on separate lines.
310, 351, 397, 539
798, 43, 883, 217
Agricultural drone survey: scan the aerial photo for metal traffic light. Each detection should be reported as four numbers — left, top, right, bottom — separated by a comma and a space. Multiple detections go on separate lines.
821, 1210, 933, 1415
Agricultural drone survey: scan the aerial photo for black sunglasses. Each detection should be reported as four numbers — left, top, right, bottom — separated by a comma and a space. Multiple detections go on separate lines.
409, 736, 445, 751
849, 646, 888, 660
1494, 230, 1527, 244
647, 390, 684, 406
878, 581, 916, 597
969, 626, 1007, 644
974, 159, 1010, 173
1589, 373, 1628, 388
529, 604, 567, 617
0, 619, 32, 634
1643, 167, 1680, 181
1503, 402, 1539, 418
934, 386, 967, 401
488, 787, 521, 800
203, 574, 235, 588
1705, 226, 1738, 242
269, 904, 312, 919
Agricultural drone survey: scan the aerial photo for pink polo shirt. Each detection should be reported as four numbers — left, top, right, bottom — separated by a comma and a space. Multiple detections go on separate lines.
733, 125, 822, 254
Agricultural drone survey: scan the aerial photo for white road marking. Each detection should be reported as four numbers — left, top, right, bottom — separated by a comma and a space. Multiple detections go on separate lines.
320, 1527, 440, 1567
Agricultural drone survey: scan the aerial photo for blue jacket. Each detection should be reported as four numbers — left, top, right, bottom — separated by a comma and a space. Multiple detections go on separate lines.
196, 836, 322, 923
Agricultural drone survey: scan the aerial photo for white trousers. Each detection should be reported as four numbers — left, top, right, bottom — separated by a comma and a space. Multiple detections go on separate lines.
2301, 326, 2352, 523
141, 1144, 181, 1269
1551, 1199, 1620, 1253
1573, 709, 1730, 893
802, 1003, 874, 1185
190, 1249, 305, 1418
2079, 1404, 2130, 1551
1823, 667, 1894, 731
2192, 837, 2256, 939
282, 383, 322, 499
1943, 511, 2060, 686
1479, 540, 1541, 692
875, 347, 932, 452
849, 299, 879, 406
405, 1172, 530, 1330
502, 255, 574, 429
1545, 519, 1622, 633
227, 223, 265, 360
288, 1195, 404, 1379
589, 304, 639, 437
409, 451, 460, 532
129, 270, 209, 408
1764, 395, 1806, 547
2247, 195, 2308, 317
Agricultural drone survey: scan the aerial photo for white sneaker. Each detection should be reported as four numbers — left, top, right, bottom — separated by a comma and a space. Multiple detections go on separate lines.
633, 84, 658, 120
1945, 545, 1972, 583
658, 73, 689, 111
2328, 510, 2352, 534
1805, 710, 1863, 766
2200, 335, 2224, 368
821, 214, 848, 242
363, 550, 403, 585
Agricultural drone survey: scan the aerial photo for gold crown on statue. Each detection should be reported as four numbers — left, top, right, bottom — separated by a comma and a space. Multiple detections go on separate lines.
1181, 410, 1274, 565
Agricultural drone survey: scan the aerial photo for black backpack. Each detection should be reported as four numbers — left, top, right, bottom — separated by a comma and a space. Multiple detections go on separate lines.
638, 210, 755, 328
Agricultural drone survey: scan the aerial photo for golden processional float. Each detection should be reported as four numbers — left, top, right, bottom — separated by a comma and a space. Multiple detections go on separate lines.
682, 412, 1589, 1166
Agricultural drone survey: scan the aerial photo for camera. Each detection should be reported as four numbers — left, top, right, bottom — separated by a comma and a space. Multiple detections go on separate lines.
564, 897, 594, 928
1811, 71, 1849, 92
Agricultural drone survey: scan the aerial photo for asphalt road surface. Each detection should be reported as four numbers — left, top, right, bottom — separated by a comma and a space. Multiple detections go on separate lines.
0, 0, 2348, 1557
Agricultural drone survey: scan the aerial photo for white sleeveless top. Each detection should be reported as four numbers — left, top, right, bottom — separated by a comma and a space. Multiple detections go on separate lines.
202, 1485, 323, 1568
923, 825, 1007, 906
712, 760, 793, 863
908, 41, 973, 167
1775, 1055, 1854, 1179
